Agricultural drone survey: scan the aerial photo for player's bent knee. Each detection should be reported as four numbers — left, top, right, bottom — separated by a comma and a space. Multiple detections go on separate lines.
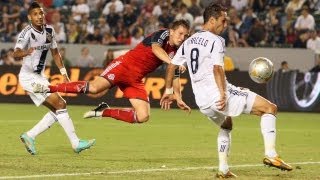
265, 103, 277, 115
136, 114, 150, 123
54, 98, 67, 110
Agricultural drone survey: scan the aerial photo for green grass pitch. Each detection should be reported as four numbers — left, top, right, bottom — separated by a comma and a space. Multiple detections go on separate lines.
0, 103, 319, 179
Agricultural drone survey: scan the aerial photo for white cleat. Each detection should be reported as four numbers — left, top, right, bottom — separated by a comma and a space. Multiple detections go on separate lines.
83, 102, 109, 119
33, 83, 49, 93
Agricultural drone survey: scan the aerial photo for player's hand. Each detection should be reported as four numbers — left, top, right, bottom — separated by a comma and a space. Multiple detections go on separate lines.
177, 99, 191, 114
25, 47, 34, 56
179, 65, 187, 73
215, 94, 226, 111
160, 94, 175, 110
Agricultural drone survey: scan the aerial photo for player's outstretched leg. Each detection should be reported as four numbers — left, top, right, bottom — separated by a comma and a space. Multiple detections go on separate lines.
83, 102, 138, 123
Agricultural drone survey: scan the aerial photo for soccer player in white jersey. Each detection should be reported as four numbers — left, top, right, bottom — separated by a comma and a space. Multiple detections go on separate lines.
13, 2, 95, 155
160, 3, 293, 178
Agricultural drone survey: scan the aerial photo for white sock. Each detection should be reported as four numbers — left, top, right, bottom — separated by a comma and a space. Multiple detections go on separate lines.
217, 128, 231, 174
56, 109, 79, 149
27, 112, 57, 139
261, 114, 278, 158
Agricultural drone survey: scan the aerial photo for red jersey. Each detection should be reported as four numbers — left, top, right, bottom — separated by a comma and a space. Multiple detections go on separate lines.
121, 29, 177, 79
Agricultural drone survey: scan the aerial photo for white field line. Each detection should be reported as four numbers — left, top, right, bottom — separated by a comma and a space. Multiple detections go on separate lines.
0, 161, 319, 179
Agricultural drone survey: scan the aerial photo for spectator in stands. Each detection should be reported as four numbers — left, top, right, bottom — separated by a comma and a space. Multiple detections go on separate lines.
106, 4, 121, 29
152, 1, 163, 17
306, 30, 320, 65
97, 17, 110, 35
249, 0, 265, 12
102, 0, 124, 16
86, 26, 103, 44
0, 49, 7, 65
247, 18, 267, 46
188, 0, 202, 17
76, 47, 95, 67
103, 49, 114, 67
231, 0, 249, 12
144, 15, 160, 36
102, 32, 117, 45
280, 7, 296, 35
286, 0, 306, 13
130, 27, 144, 47
141, 0, 155, 17
67, 22, 80, 44
51, 11, 66, 43
175, 4, 194, 26
1, 23, 17, 42
123, 4, 138, 27
158, 5, 175, 28
286, 26, 296, 44
51, 47, 71, 69
279, 61, 290, 72
117, 29, 132, 45
78, 15, 94, 43
294, 7, 315, 33
71, 0, 90, 22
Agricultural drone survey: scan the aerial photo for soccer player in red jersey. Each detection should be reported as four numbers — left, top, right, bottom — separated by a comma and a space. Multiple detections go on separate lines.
34, 20, 191, 124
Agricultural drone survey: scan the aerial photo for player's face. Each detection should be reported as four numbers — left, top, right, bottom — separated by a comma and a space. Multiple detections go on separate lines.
169, 26, 189, 47
212, 11, 228, 35
28, 8, 45, 28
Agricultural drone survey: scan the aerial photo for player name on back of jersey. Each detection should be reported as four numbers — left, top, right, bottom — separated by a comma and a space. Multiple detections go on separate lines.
188, 36, 209, 47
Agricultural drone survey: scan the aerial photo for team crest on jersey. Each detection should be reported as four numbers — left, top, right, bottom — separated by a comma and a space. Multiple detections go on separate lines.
31, 33, 37, 42
46, 32, 52, 42
107, 74, 115, 80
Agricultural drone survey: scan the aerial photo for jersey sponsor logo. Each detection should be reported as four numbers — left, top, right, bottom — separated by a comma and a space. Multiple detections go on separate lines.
101, 61, 122, 76
228, 88, 248, 97
34, 44, 51, 50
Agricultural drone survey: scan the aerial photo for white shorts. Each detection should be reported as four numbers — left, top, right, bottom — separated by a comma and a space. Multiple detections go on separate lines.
200, 86, 257, 126
19, 73, 51, 106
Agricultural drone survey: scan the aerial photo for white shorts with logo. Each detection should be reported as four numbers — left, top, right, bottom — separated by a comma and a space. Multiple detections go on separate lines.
200, 86, 257, 126
19, 73, 51, 106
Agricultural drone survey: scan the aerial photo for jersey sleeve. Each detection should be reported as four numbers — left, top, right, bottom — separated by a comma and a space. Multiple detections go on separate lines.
210, 37, 225, 66
150, 30, 169, 46
172, 42, 187, 66
14, 29, 30, 50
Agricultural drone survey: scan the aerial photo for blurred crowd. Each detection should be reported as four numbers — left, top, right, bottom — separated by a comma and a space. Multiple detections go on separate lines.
1, 0, 320, 67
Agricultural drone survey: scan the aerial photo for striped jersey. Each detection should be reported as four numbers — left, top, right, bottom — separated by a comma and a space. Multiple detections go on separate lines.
171, 30, 227, 109
15, 24, 57, 76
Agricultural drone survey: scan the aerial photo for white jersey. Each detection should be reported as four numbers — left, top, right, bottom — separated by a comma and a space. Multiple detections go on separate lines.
172, 30, 227, 109
15, 24, 57, 77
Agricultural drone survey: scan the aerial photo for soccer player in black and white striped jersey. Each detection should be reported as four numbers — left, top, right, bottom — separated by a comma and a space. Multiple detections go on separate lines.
13, 1, 95, 155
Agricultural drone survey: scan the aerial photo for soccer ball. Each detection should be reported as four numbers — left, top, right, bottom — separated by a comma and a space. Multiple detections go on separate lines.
249, 57, 274, 84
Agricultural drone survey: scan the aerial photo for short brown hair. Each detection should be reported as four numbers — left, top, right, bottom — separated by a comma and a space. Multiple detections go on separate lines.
170, 19, 190, 30
203, 3, 228, 23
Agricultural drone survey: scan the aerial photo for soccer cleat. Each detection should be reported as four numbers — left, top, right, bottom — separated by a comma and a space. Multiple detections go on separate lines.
20, 133, 36, 155
216, 171, 238, 179
33, 83, 49, 93
83, 102, 109, 119
263, 156, 293, 171
74, 139, 96, 153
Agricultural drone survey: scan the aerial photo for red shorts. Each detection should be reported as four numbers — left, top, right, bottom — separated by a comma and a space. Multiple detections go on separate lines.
100, 57, 149, 102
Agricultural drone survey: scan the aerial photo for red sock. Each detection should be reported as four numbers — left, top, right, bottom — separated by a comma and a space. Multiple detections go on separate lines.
102, 108, 137, 123
49, 81, 88, 93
